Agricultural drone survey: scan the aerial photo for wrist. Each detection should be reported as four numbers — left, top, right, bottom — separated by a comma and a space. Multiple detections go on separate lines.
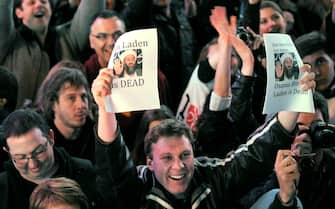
277, 192, 295, 207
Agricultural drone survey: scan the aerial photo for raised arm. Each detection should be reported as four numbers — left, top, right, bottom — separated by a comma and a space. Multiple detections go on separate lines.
91, 68, 117, 142
69, 0, 105, 52
209, 6, 233, 109
93, 68, 140, 209
0, 0, 16, 62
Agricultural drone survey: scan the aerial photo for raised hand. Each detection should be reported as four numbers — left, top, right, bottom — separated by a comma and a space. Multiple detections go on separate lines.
210, 6, 254, 76
246, 26, 264, 51
91, 68, 114, 111
91, 68, 118, 142
274, 150, 300, 205
210, 6, 236, 37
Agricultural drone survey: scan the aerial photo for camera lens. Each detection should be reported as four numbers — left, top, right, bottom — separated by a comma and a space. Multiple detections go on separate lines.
238, 33, 249, 43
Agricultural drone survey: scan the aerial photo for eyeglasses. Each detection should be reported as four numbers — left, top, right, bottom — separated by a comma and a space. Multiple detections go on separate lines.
9, 141, 49, 165
90, 31, 123, 41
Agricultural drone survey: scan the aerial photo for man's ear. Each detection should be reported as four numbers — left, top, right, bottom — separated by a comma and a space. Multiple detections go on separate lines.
48, 129, 55, 146
2, 146, 8, 153
15, 8, 24, 20
146, 156, 154, 171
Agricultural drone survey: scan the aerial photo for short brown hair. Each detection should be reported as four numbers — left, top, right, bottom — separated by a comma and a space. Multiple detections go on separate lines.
144, 119, 195, 158
29, 177, 89, 209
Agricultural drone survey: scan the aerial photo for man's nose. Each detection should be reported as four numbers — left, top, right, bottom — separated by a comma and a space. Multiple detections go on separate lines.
35, 0, 45, 8
106, 36, 116, 45
28, 157, 39, 169
172, 158, 185, 169
75, 97, 87, 108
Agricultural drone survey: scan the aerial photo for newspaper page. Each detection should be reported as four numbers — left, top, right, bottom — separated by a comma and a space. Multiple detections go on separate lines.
104, 28, 160, 113
262, 33, 314, 114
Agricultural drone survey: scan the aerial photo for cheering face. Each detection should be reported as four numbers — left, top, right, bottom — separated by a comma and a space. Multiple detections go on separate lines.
147, 135, 195, 198
302, 51, 335, 91
259, 7, 286, 35
52, 83, 89, 129
15, 0, 52, 33
90, 17, 125, 67
6, 128, 55, 181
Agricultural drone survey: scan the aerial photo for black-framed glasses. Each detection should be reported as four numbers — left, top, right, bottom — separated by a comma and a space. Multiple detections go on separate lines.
10, 141, 49, 165
90, 31, 123, 41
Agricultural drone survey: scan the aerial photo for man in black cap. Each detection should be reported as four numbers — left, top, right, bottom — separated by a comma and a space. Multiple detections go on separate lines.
295, 31, 335, 123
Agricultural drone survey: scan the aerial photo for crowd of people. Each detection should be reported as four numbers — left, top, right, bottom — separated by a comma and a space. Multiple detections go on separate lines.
1, 0, 335, 209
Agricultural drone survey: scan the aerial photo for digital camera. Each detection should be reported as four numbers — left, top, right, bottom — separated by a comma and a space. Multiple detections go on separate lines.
309, 120, 335, 148
293, 120, 335, 172
236, 26, 254, 45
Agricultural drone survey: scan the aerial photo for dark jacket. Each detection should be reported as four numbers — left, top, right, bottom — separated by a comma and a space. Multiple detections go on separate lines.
49, 117, 96, 164
297, 147, 335, 209
0, 148, 98, 209
95, 116, 296, 209
195, 71, 258, 158
0, 0, 104, 107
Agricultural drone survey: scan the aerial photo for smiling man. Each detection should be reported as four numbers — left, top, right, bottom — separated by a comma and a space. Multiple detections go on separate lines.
85, 10, 125, 86
91, 64, 316, 208
0, 0, 104, 108
0, 109, 97, 209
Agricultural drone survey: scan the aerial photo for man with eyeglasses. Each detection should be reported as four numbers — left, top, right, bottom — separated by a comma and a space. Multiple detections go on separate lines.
295, 31, 335, 124
85, 10, 126, 86
0, 109, 101, 209
84, 10, 173, 151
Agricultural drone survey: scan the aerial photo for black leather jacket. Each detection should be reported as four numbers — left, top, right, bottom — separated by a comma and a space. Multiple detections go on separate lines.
95, 117, 296, 209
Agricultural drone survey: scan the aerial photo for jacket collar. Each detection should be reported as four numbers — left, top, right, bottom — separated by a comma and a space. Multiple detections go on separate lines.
146, 176, 212, 209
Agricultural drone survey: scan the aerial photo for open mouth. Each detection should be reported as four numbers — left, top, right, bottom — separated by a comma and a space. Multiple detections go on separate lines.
30, 167, 40, 173
169, 174, 185, 180
34, 10, 45, 18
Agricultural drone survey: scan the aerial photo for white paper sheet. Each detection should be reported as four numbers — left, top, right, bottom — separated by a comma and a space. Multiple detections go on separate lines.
263, 33, 315, 114
104, 28, 160, 113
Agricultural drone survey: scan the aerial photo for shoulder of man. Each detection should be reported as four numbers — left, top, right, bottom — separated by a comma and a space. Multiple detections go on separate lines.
70, 157, 98, 207
71, 157, 95, 175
